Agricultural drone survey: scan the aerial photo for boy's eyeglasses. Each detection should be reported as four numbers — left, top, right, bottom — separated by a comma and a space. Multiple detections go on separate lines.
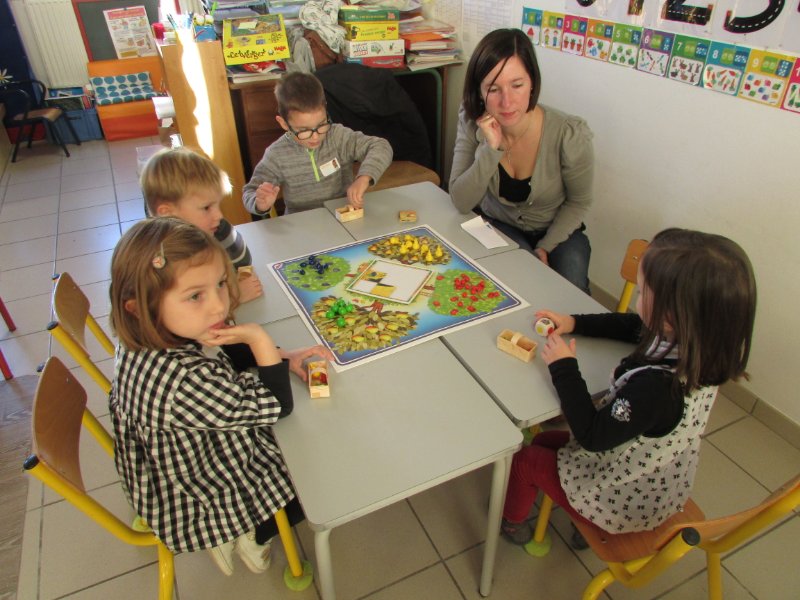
288, 117, 332, 140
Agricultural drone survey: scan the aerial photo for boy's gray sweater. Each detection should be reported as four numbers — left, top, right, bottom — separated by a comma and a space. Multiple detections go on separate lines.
242, 123, 393, 215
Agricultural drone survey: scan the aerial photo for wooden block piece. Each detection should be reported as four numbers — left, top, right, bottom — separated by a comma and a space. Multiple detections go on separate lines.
497, 329, 537, 363
308, 361, 330, 398
399, 210, 417, 222
335, 206, 364, 222
238, 265, 254, 279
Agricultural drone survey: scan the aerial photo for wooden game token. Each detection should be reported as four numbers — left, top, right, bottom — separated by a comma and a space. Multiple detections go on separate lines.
399, 210, 417, 222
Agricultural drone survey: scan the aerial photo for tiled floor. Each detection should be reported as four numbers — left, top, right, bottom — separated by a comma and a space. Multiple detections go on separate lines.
1, 139, 799, 600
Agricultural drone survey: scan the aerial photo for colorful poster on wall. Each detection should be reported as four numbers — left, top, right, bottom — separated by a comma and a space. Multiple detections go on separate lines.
781, 58, 800, 113
562, 14, 588, 56
521, 7, 543, 45
702, 41, 749, 95
103, 6, 157, 59
668, 35, 710, 86
737, 49, 793, 107
222, 15, 291, 66
637, 29, 675, 77
542, 11, 565, 50
585, 19, 614, 61
609, 23, 642, 68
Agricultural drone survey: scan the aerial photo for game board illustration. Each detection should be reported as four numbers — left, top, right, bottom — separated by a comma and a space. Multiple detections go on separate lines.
270, 227, 527, 370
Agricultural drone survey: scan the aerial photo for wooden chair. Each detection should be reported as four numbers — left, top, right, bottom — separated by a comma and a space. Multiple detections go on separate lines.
0, 79, 80, 162
26, 357, 314, 597
616, 239, 649, 313
526, 474, 800, 600
0, 295, 16, 379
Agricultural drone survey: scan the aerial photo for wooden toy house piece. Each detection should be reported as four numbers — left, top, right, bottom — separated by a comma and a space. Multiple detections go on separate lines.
497, 329, 537, 363
335, 206, 364, 222
308, 361, 330, 398
398, 210, 417, 222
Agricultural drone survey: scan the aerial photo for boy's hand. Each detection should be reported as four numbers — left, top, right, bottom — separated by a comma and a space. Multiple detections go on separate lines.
346, 175, 371, 209
540, 333, 577, 366
237, 271, 263, 303
280, 346, 336, 381
534, 310, 575, 335
255, 182, 281, 213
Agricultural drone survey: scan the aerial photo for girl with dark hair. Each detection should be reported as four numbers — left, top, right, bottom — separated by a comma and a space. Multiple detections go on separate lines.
500, 228, 757, 546
450, 28, 594, 293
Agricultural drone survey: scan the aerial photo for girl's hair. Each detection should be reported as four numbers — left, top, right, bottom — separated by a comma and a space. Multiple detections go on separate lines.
110, 217, 239, 350
275, 72, 326, 120
140, 147, 231, 217
636, 228, 757, 390
462, 28, 542, 122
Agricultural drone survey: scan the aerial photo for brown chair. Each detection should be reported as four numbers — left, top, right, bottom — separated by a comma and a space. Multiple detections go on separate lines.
366, 160, 440, 192
0, 79, 80, 162
616, 239, 649, 313
526, 474, 800, 600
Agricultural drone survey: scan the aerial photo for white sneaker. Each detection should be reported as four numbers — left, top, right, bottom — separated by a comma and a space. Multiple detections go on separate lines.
235, 531, 272, 574
207, 540, 235, 576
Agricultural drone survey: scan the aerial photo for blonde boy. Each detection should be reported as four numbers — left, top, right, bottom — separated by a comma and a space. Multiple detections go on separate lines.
141, 148, 263, 303
242, 71, 393, 216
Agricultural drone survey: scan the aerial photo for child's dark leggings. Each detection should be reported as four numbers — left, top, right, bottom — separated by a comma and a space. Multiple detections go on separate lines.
255, 497, 305, 544
502, 430, 592, 527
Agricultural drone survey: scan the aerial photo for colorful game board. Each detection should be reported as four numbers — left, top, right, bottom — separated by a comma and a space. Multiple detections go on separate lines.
270, 227, 527, 370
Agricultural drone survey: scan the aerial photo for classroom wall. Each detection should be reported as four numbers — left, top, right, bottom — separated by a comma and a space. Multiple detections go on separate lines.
442, 0, 800, 425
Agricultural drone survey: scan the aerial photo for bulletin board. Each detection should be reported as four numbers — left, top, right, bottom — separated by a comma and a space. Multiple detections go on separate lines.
71, 0, 159, 61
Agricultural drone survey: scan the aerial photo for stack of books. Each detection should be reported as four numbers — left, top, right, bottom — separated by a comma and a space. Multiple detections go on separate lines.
266, 0, 306, 27
400, 17, 460, 70
339, 5, 404, 68
226, 61, 286, 83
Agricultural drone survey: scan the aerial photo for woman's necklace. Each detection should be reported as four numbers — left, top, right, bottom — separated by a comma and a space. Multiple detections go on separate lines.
502, 114, 533, 159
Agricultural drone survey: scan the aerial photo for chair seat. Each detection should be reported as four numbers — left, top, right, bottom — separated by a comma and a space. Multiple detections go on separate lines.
574, 499, 705, 563
13, 107, 62, 122
366, 160, 440, 193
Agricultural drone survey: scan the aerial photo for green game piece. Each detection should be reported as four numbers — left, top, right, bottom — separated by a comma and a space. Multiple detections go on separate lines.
337, 317, 346, 327
326, 310, 335, 319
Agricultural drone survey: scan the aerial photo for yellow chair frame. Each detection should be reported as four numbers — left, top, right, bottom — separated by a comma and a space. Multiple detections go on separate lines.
528, 474, 800, 600
616, 239, 649, 313
48, 272, 115, 395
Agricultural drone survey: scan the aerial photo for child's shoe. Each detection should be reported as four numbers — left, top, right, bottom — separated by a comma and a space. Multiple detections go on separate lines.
235, 531, 272, 573
207, 540, 235, 576
501, 518, 533, 545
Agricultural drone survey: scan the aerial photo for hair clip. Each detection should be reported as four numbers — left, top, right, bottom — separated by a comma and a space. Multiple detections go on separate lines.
152, 243, 167, 269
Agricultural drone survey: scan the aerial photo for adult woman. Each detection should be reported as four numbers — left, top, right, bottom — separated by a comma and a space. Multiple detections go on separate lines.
450, 29, 594, 293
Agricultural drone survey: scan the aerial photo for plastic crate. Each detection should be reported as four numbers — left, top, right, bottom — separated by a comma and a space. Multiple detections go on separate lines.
53, 108, 103, 142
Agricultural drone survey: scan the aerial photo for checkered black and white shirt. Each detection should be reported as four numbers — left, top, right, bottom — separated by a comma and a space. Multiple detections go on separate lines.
109, 342, 295, 552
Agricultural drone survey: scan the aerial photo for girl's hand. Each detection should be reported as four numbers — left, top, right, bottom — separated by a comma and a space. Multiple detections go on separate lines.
476, 112, 503, 150
255, 182, 280, 212
237, 271, 263, 303
540, 333, 577, 366
280, 346, 336, 381
533, 247, 549, 266
534, 310, 575, 335
346, 176, 370, 209
205, 323, 281, 366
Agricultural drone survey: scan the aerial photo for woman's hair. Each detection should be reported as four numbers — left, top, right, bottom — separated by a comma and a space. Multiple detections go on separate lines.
140, 147, 230, 216
110, 217, 239, 350
636, 228, 757, 390
462, 28, 542, 122
275, 72, 326, 120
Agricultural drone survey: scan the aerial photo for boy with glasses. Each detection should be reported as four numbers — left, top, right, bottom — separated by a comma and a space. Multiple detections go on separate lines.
243, 72, 393, 216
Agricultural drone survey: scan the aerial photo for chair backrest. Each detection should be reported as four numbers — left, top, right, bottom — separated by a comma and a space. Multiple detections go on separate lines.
616, 239, 649, 313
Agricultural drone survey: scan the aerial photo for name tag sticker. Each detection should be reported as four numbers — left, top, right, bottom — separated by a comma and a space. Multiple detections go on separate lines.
319, 158, 341, 178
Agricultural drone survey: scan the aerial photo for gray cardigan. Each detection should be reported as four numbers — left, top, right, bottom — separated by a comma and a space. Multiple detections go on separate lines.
243, 123, 392, 215
449, 104, 594, 253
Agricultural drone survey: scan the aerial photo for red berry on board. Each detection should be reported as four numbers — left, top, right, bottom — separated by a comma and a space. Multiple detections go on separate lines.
433, 300, 440, 306
450, 309, 458, 315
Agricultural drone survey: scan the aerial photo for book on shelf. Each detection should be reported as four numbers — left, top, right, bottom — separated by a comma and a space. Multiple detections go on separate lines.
226, 61, 286, 83
399, 17, 455, 36
404, 39, 456, 51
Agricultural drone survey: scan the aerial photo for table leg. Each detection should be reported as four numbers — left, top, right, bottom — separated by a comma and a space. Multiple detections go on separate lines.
314, 528, 335, 600
479, 454, 512, 597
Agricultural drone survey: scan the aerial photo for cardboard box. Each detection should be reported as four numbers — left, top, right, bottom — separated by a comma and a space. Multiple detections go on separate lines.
342, 21, 399, 41
342, 39, 405, 59
344, 55, 405, 69
338, 6, 400, 22
53, 108, 103, 142
222, 15, 291, 65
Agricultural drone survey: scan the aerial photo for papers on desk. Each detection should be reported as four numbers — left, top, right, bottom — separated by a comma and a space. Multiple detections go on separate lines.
460, 215, 509, 249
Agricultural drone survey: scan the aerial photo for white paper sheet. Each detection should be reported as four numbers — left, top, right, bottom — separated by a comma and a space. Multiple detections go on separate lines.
460, 215, 509, 249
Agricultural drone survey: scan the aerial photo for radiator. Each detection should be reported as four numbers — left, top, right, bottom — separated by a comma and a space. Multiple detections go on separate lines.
9, 0, 89, 88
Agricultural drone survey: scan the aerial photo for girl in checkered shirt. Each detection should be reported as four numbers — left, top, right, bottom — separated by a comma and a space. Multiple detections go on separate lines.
501, 228, 757, 547
109, 217, 332, 576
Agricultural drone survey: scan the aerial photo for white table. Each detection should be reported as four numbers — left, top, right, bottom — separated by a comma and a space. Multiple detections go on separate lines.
443, 250, 633, 428
323, 181, 519, 259
235, 208, 355, 325
265, 317, 522, 600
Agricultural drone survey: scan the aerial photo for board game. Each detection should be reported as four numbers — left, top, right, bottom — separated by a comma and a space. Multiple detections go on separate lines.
270, 226, 527, 370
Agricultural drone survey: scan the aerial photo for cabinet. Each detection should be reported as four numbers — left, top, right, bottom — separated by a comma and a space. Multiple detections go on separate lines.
229, 80, 283, 177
